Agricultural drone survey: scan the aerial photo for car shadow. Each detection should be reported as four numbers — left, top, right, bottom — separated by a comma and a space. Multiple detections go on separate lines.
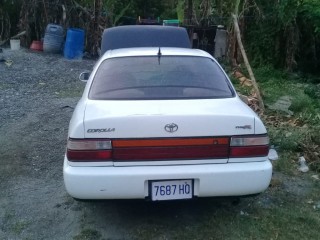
71, 196, 251, 238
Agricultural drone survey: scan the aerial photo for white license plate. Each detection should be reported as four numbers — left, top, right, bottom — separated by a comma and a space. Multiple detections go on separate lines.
150, 180, 193, 201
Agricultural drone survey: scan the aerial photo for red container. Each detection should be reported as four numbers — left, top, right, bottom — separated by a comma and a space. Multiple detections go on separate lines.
30, 41, 43, 51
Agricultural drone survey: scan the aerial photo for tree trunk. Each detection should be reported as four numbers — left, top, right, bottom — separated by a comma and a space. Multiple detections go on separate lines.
232, 14, 265, 112
186, 0, 193, 25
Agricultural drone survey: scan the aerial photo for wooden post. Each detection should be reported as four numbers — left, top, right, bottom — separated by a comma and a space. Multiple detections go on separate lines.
232, 14, 265, 112
187, 0, 193, 25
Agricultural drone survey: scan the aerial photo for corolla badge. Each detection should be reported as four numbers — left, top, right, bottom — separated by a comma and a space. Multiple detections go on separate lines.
87, 128, 115, 133
164, 123, 178, 133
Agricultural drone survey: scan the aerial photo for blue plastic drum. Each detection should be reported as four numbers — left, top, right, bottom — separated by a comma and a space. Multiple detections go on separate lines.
64, 28, 85, 59
43, 24, 64, 54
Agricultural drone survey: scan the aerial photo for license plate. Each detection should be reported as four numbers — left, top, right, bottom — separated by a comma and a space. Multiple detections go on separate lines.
150, 179, 193, 201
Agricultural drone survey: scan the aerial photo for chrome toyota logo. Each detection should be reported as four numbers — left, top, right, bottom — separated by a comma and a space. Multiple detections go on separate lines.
164, 123, 178, 133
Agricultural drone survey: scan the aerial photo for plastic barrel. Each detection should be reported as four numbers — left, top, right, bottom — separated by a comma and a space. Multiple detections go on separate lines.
10, 39, 20, 50
43, 24, 64, 54
64, 28, 85, 59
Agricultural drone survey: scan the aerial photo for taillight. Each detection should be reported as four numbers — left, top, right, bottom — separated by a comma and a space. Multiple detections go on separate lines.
113, 137, 229, 160
229, 135, 269, 157
67, 139, 112, 162
66, 135, 269, 161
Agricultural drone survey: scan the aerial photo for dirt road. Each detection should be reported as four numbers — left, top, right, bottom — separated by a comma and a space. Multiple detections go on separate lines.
0, 49, 95, 239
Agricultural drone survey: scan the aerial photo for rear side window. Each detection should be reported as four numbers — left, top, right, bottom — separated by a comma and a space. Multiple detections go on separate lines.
89, 56, 234, 100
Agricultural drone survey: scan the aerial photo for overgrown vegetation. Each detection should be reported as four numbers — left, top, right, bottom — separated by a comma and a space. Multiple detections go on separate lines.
244, 0, 320, 74
73, 228, 102, 240
231, 65, 320, 173
1, 0, 320, 73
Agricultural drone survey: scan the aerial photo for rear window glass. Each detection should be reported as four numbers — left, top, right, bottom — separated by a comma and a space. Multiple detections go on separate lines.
89, 56, 234, 100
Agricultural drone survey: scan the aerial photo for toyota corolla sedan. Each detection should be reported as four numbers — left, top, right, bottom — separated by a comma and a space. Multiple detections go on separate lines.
63, 47, 272, 201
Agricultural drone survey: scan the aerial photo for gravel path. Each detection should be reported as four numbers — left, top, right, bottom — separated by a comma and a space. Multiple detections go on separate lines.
0, 49, 95, 239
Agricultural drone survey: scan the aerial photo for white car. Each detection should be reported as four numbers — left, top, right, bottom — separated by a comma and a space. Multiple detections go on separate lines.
63, 46, 272, 201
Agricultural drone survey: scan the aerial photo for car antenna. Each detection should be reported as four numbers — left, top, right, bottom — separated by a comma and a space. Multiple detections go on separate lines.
157, 47, 161, 65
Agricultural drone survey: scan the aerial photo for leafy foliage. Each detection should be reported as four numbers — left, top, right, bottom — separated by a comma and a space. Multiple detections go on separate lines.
2, 0, 320, 74
244, 0, 320, 74
0, 0, 22, 41
300, 0, 320, 34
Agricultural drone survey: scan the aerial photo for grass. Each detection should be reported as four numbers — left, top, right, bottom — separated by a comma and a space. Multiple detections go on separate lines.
73, 228, 102, 240
254, 66, 319, 113
130, 183, 320, 240
36, 81, 84, 98
55, 86, 83, 98
11, 220, 29, 235
273, 151, 297, 173
0, 82, 13, 90
231, 65, 320, 172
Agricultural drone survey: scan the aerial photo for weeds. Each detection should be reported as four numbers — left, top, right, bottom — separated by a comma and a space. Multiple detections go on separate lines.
11, 220, 29, 235
73, 228, 102, 240
131, 188, 320, 240
289, 93, 314, 112
231, 66, 320, 172
56, 87, 83, 98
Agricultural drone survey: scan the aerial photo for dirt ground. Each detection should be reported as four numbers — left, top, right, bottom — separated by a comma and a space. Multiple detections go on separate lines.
0, 49, 318, 240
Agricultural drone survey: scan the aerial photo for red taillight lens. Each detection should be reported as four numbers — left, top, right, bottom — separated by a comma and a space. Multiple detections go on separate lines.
229, 145, 269, 157
112, 137, 229, 160
229, 135, 269, 157
67, 139, 112, 162
113, 145, 229, 160
113, 138, 229, 147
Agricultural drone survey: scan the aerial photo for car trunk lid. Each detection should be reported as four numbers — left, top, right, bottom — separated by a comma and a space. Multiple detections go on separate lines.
84, 98, 255, 138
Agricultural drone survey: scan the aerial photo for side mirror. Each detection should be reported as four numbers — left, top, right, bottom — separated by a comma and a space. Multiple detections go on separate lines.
79, 71, 91, 82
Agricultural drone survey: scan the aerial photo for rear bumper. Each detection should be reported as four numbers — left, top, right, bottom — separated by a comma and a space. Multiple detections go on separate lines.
63, 158, 272, 200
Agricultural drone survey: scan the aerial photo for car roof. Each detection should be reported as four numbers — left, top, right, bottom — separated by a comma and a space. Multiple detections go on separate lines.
101, 47, 213, 60
100, 25, 191, 55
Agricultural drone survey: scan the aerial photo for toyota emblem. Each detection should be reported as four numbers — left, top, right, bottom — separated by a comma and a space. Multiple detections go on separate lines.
164, 123, 178, 133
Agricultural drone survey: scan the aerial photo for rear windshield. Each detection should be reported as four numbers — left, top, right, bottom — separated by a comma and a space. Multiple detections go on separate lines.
89, 56, 235, 100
